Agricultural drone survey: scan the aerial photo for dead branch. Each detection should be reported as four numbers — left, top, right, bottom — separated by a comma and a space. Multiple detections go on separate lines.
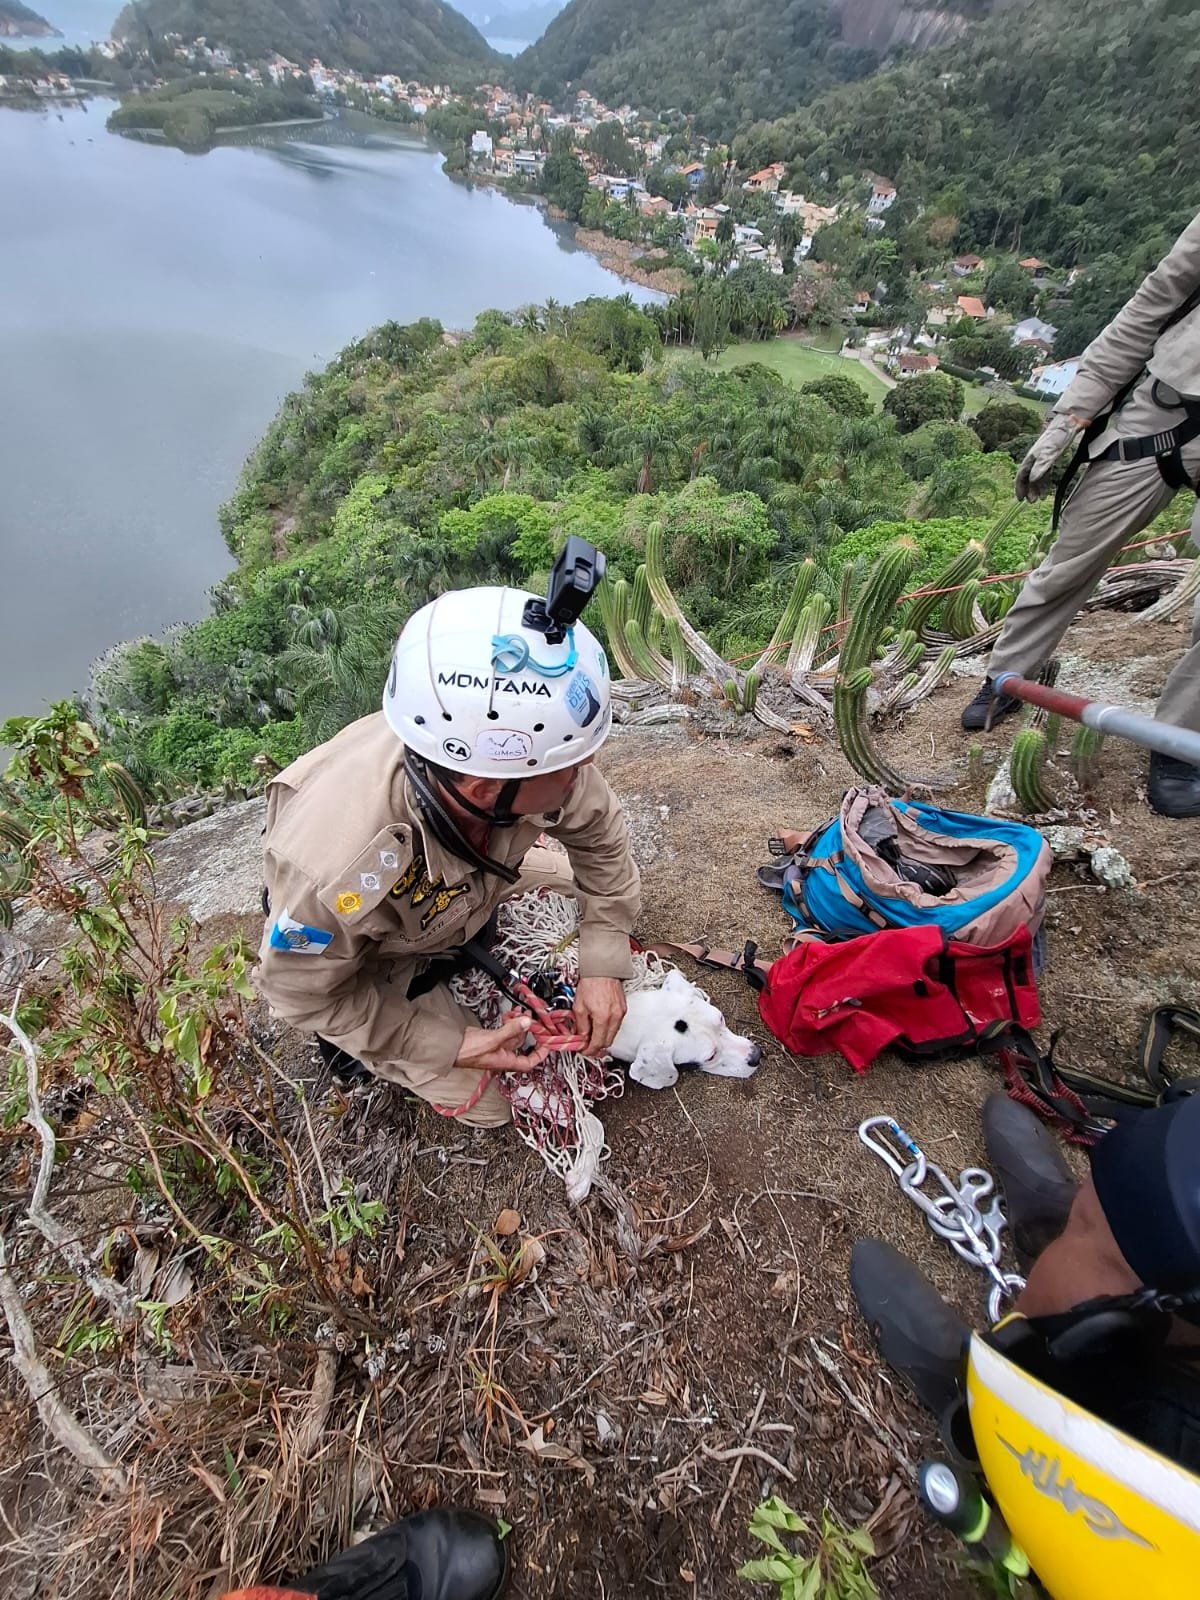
1, 1008, 137, 1326
0, 1232, 128, 1494
700, 1442, 795, 1482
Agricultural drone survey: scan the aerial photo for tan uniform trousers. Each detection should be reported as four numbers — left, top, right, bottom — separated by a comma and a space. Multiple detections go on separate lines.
385, 845, 576, 1129
988, 381, 1200, 732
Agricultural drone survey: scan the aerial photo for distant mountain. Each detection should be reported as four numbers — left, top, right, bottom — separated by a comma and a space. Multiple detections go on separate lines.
112, 0, 499, 80
514, 0, 1003, 136
0, 1, 62, 36
464, 0, 564, 44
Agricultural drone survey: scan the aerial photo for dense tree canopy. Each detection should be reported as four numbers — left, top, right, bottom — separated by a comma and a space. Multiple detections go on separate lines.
86, 299, 1050, 789
112, 0, 498, 81
732, 0, 1200, 353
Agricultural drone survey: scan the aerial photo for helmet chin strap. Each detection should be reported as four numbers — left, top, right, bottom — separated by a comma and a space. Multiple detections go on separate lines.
403, 753, 521, 884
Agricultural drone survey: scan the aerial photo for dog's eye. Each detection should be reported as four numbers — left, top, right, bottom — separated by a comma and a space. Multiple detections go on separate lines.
674, 1020, 688, 1034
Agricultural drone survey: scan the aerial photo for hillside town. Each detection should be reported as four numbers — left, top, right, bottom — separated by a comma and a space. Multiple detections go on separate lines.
2, 32, 1087, 400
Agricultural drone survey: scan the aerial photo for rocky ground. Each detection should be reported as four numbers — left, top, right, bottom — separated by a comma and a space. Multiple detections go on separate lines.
2, 604, 1198, 1599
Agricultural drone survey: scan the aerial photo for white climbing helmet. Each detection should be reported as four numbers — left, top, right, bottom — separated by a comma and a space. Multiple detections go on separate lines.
382, 586, 613, 778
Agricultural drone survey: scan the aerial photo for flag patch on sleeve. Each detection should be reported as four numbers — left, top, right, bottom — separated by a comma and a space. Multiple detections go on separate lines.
270, 908, 334, 956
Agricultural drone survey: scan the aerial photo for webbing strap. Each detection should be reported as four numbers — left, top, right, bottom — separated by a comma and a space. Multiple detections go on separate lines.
645, 940, 778, 992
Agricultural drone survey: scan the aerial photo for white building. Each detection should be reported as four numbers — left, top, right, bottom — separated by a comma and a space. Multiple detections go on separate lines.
1029, 358, 1081, 397
867, 182, 897, 215
1011, 315, 1058, 347
470, 130, 494, 159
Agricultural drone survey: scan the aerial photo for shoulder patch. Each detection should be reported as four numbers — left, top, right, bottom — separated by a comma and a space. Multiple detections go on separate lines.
270, 909, 334, 956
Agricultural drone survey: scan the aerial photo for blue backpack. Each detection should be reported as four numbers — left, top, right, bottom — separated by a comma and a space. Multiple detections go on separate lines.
765, 787, 1051, 948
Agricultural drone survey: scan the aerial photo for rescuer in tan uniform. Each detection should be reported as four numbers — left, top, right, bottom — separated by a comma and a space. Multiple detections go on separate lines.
962, 210, 1200, 816
256, 563, 639, 1128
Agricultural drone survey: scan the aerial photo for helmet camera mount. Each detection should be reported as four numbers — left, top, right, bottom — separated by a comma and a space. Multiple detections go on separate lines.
522, 537, 607, 645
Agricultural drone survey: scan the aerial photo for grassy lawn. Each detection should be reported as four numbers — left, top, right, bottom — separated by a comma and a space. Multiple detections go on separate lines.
707, 337, 891, 403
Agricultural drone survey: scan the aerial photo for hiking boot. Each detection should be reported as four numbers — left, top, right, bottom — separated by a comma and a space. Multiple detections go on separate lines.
316, 1036, 374, 1093
960, 678, 1021, 731
982, 1092, 1076, 1272
288, 1510, 510, 1600
1147, 751, 1200, 818
850, 1238, 970, 1418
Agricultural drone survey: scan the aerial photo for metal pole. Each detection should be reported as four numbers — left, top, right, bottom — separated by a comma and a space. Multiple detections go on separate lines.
992, 673, 1200, 765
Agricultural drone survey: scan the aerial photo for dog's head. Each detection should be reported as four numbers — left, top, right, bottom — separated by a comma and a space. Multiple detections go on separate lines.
609, 969, 763, 1091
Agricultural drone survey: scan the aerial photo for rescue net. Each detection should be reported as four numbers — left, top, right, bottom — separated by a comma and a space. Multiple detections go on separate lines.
450, 888, 670, 1201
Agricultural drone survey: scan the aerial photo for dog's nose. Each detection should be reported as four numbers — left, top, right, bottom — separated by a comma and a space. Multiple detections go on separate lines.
747, 1043, 762, 1067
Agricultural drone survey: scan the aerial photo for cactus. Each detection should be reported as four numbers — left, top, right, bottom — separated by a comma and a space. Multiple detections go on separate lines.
834, 666, 912, 789
786, 592, 832, 685
944, 576, 985, 640
981, 499, 1022, 562
751, 559, 816, 677
839, 540, 919, 674
624, 616, 674, 689
885, 643, 959, 714
832, 541, 956, 788
1070, 724, 1105, 788
596, 576, 642, 681
102, 761, 148, 828
968, 743, 985, 784
666, 616, 689, 687
643, 520, 743, 693
0, 895, 11, 932
903, 540, 985, 638
742, 671, 760, 714
0, 811, 31, 852
1010, 728, 1054, 812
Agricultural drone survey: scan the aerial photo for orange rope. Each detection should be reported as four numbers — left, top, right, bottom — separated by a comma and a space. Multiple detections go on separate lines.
722, 531, 1191, 669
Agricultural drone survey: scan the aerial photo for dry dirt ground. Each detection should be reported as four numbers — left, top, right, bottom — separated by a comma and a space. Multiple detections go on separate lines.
2, 606, 1198, 1600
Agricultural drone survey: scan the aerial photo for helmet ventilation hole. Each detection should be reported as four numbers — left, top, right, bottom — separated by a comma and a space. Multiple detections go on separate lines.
414, 715, 425, 726
533, 723, 544, 733
442, 712, 453, 722
487, 710, 499, 721
527, 759, 537, 767
563, 733, 573, 742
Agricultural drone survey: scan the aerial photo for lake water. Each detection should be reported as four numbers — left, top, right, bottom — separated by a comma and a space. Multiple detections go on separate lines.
0, 102, 653, 718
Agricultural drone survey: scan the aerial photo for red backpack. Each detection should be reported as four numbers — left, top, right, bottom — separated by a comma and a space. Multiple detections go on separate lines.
660, 923, 1040, 1073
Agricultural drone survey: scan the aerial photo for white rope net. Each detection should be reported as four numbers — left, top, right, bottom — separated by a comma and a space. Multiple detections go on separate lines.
450, 888, 671, 1202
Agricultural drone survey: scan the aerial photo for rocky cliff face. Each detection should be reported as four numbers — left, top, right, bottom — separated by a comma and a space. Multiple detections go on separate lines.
0, 2, 62, 35
834, 0, 988, 53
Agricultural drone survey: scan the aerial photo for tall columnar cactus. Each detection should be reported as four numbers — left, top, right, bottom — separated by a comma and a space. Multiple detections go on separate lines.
1142, 551, 1200, 623
596, 575, 643, 682
1010, 728, 1054, 812
0, 810, 34, 933
786, 592, 832, 686
101, 761, 148, 828
944, 576, 986, 641
643, 520, 743, 696
1070, 724, 1105, 788
833, 540, 940, 788
751, 559, 816, 677
903, 540, 985, 638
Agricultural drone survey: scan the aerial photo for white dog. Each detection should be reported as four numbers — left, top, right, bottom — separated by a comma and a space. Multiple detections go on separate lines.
608, 968, 762, 1091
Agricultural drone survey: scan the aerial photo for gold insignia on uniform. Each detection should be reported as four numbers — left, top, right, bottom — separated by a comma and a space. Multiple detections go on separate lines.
390, 857, 423, 898
335, 891, 362, 915
419, 882, 469, 928
388, 854, 468, 927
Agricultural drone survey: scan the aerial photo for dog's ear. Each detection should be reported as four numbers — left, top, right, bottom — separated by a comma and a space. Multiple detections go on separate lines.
661, 969, 690, 997
628, 1039, 678, 1091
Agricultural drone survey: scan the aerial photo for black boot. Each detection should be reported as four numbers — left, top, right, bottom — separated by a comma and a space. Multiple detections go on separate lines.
316, 1035, 374, 1093
981, 1092, 1076, 1272
1147, 751, 1200, 818
960, 678, 1022, 731
292, 1510, 509, 1600
850, 1238, 969, 1418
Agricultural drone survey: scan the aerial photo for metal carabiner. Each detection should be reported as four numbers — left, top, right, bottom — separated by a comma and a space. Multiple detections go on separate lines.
858, 1116, 928, 1186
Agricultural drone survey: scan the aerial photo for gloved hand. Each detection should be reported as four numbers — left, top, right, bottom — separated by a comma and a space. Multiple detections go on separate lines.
1015, 410, 1090, 502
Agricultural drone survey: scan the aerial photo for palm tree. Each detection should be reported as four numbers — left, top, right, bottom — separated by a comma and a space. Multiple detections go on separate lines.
276, 606, 397, 745
613, 410, 680, 494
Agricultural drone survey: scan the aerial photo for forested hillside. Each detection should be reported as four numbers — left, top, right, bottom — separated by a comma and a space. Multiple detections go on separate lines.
736, 0, 1200, 350
88, 299, 1069, 789
0, 1, 59, 35
113, 0, 498, 79
514, 0, 1000, 138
